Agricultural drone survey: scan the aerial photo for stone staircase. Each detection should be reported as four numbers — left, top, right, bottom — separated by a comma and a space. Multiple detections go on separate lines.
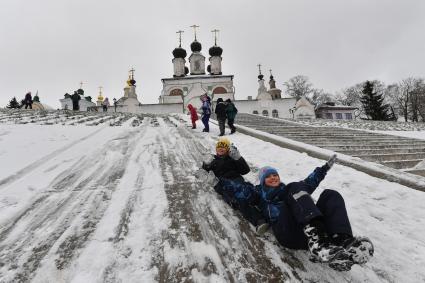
235, 114, 425, 177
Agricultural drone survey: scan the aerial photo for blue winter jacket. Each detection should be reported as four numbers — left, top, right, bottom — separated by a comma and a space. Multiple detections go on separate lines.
220, 165, 329, 223
201, 100, 211, 116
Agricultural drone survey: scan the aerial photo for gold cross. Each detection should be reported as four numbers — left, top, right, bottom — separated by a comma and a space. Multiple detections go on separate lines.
190, 24, 199, 40
211, 29, 220, 45
176, 30, 184, 47
99, 86, 103, 94
79, 81, 84, 89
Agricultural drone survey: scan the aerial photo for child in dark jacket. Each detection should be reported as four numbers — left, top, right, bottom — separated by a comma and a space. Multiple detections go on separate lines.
214, 98, 227, 136
219, 155, 374, 272
187, 104, 199, 129
202, 138, 267, 233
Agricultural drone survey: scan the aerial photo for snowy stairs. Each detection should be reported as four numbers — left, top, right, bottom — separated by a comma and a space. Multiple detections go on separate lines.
236, 114, 425, 177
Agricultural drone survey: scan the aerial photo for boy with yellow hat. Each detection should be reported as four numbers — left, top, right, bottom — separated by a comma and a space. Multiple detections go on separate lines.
202, 137, 268, 234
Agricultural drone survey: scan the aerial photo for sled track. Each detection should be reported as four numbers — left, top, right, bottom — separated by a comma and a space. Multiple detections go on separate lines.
0, 126, 147, 282
0, 127, 106, 190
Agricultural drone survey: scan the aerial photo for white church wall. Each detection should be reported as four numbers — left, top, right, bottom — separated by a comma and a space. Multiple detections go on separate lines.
139, 103, 183, 114
234, 98, 297, 119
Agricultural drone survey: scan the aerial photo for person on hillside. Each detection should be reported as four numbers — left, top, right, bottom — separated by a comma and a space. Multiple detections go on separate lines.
215, 98, 227, 136
217, 155, 374, 271
102, 97, 110, 112
187, 104, 199, 129
24, 92, 33, 109
71, 91, 81, 111
225, 99, 238, 134
202, 137, 268, 234
200, 94, 211, 132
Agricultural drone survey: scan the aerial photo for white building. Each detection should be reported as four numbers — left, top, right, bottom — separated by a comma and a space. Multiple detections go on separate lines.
315, 102, 358, 120
233, 70, 315, 119
59, 89, 96, 111
159, 33, 235, 111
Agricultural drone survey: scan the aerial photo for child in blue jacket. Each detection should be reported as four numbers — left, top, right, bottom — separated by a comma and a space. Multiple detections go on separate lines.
218, 155, 374, 272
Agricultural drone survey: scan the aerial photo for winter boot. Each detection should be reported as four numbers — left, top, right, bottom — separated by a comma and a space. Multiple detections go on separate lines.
332, 234, 374, 265
304, 220, 353, 271
255, 219, 269, 236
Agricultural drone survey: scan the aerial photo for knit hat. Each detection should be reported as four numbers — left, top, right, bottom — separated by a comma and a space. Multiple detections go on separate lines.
258, 166, 279, 185
216, 137, 230, 150
217, 98, 223, 103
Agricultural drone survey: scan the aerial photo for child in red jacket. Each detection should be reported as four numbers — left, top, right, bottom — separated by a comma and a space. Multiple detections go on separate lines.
187, 104, 199, 129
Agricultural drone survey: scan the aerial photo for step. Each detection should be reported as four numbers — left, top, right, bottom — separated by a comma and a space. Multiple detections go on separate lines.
283, 136, 409, 142
381, 159, 423, 169
404, 169, 425, 177
322, 144, 425, 151
313, 142, 425, 147
352, 152, 425, 162
337, 148, 425, 155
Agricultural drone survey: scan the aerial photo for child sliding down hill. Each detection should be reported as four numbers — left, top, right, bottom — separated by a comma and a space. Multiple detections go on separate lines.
202, 139, 374, 272
201, 137, 269, 234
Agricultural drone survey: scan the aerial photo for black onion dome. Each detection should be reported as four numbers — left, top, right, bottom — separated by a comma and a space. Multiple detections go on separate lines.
129, 79, 136, 86
258, 74, 264, 80
270, 75, 274, 80
190, 40, 202, 52
172, 47, 187, 58
209, 45, 223, 57
77, 88, 84, 95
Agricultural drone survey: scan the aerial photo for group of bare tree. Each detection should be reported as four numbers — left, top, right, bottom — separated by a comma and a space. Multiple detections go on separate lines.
283, 75, 425, 122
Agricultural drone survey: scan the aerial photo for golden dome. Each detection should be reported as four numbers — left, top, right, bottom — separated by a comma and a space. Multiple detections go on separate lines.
97, 94, 104, 101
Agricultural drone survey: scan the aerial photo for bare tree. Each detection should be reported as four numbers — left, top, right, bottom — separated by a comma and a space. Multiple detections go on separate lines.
283, 75, 314, 100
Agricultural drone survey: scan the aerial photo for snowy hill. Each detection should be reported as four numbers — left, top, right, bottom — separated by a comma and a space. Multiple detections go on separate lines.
0, 111, 424, 282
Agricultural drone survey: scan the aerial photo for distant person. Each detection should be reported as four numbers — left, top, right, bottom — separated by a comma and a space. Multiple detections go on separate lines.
200, 94, 211, 132
187, 104, 199, 129
225, 99, 238, 134
102, 97, 110, 112
24, 92, 33, 109
215, 98, 227, 136
217, 155, 374, 271
71, 91, 81, 111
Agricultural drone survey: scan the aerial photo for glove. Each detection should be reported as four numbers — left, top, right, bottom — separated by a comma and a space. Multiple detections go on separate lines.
325, 154, 337, 171
229, 144, 241, 160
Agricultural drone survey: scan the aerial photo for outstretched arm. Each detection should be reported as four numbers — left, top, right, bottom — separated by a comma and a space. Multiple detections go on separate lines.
303, 154, 337, 194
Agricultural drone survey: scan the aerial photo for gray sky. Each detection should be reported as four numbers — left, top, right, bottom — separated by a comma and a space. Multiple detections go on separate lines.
1, 0, 424, 108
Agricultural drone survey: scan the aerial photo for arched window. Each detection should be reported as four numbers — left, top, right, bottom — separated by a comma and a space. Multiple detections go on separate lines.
253, 110, 259, 115
212, 87, 227, 94
262, 110, 269, 117
170, 89, 183, 96
272, 109, 279, 118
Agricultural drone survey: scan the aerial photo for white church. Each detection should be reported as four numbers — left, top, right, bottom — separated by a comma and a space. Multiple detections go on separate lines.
60, 28, 316, 119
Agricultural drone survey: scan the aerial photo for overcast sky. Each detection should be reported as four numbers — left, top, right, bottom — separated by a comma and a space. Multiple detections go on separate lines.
1, 0, 424, 108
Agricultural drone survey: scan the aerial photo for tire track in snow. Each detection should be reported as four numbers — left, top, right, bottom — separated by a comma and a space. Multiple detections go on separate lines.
0, 126, 147, 282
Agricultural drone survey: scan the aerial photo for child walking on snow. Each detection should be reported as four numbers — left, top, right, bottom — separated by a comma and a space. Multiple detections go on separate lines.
215, 155, 374, 271
187, 104, 199, 129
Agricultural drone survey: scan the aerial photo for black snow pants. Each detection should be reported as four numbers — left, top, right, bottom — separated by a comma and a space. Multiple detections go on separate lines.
214, 178, 265, 226
218, 118, 226, 135
272, 184, 353, 250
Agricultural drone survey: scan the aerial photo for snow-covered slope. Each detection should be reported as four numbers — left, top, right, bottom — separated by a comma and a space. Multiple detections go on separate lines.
0, 113, 424, 282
